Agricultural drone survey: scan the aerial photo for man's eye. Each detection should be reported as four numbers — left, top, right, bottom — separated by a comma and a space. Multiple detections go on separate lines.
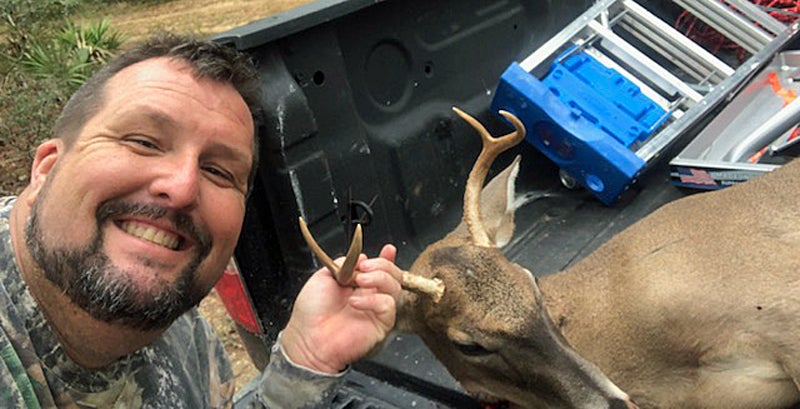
125, 137, 160, 150
203, 164, 247, 193
203, 166, 234, 182
137, 140, 158, 149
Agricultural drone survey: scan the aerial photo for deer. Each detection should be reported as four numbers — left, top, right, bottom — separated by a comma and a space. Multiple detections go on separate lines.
299, 106, 800, 409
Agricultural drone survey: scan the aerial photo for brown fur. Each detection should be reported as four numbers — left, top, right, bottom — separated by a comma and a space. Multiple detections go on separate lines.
542, 158, 800, 408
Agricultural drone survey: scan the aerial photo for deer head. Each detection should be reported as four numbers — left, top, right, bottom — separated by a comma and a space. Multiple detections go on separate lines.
299, 108, 636, 409
396, 108, 638, 409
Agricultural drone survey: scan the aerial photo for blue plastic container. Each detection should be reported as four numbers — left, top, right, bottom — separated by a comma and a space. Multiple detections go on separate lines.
491, 49, 668, 204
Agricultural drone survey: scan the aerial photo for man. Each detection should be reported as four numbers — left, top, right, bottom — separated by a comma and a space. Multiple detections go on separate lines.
0, 33, 404, 408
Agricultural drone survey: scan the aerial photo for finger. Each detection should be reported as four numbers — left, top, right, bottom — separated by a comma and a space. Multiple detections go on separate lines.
327, 253, 367, 283
358, 256, 403, 282
349, 292, 397, 316
378, 244, 397, 263
355, 270, 402, 298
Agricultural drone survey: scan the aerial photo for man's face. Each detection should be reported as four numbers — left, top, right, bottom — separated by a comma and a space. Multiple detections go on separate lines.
24, 57, 254, 330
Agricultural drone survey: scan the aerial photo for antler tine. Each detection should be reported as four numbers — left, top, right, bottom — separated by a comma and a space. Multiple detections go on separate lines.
298, 217, 362, 286
452, 107, 526, 247
298, 217, 445, 302
338, 224, 363, 285
403, 272, 445, 303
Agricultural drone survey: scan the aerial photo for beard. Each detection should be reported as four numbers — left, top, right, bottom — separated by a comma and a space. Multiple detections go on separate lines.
24, 185, 214, 331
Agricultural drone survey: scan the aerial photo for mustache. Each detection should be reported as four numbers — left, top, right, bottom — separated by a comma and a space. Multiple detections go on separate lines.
96, 200, 212, 251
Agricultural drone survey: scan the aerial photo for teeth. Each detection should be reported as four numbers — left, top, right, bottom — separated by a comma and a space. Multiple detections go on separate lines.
120, 221, 180, 250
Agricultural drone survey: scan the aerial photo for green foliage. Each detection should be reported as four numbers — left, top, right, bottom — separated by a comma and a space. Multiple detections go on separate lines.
60, 19, 124, 64
0, 1, 127, 194
0, 71, 71, 143
2, 16, 125, 142
19, 19, 124, 85
1, 0, 82, 59
0, 69, 72, 195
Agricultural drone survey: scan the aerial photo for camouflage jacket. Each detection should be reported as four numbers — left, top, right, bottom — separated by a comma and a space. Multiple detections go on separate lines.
0, 196, 342, 408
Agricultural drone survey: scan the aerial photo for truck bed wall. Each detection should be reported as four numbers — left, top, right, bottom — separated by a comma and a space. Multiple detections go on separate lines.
218, 0, 596, 344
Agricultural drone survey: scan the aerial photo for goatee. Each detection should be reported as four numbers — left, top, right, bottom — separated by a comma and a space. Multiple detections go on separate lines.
25, 197, 213, 331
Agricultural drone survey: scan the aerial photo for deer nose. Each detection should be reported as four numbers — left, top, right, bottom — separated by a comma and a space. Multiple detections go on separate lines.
609, 398, 638, 409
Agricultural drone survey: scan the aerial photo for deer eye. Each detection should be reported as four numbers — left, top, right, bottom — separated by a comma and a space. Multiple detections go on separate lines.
453, 341, 492, 357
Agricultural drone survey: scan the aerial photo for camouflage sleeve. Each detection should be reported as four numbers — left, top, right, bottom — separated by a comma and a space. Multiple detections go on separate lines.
255, 332, 345, 409
0, 331, 41, 409
0, 282, 47, 409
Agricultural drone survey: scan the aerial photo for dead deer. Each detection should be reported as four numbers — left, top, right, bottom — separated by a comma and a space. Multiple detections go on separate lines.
300, 107, 637, 409
302, 106, 800, 408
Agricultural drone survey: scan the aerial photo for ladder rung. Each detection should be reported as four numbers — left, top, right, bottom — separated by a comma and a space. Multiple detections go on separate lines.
620, 0, 734, 84
724, 0, 786, 35
520, 0, 619, 72
617, 19, 723, 84
593, 40, 682, 100
587, 19, 704, 102
673, 0, 775, 54
584, 47, 683, 116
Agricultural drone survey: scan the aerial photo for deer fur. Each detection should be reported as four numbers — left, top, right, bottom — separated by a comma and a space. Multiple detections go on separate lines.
395, 109, 800, 408
539, 155, 800, 408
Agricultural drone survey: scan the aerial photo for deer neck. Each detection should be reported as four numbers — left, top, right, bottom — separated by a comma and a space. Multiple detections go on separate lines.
539, 156, 800, 335
537, 261, 617, 340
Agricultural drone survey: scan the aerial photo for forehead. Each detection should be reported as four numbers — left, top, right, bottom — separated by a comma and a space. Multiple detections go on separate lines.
103, 57, 254, 134
91, 57, 255, 160
429, 245, 539, 322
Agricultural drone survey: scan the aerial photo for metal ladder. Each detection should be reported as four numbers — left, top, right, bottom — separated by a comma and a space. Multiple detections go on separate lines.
491, 0, 800, 204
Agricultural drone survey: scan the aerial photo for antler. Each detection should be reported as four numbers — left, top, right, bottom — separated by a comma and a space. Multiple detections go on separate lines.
299, 217, 362, 286
298, 217, 445, 302
452, 107, 526, 247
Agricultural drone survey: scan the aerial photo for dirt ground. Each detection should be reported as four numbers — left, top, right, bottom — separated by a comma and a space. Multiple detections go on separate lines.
99, 0, 314, 42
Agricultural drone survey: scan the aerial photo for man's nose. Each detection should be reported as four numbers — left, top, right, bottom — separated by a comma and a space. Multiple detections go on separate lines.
149, 155, 201, 209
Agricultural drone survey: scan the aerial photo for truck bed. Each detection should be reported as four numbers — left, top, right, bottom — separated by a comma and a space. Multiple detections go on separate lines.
215, 0, 700, 406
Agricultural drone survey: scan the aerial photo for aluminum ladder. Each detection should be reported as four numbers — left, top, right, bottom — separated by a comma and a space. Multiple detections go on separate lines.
491, 0, 800, 204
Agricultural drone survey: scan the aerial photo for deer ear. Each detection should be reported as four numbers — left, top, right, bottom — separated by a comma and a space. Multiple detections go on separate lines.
451, 155, 521, 247
480, 155, 521, 248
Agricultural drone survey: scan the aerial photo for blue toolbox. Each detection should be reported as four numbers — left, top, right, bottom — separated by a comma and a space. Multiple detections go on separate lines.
492, 49, 667, 204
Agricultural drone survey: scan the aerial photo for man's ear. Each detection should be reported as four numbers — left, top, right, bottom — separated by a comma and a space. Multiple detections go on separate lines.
25, 139, 63, 206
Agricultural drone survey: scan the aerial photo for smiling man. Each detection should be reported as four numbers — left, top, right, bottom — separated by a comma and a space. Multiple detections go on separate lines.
0, 33, 404, 408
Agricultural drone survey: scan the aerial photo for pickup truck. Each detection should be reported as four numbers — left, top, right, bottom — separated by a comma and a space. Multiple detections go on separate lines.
209, 0, 798, 406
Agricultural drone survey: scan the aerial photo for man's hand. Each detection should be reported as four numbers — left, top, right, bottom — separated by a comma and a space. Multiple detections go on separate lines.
280, 244, 403, 373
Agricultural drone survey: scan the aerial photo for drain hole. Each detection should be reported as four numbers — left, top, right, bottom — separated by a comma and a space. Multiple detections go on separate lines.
313, 70, 326, 86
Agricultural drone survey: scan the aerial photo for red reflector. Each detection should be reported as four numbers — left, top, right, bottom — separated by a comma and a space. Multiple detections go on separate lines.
214, 258, 261, 334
